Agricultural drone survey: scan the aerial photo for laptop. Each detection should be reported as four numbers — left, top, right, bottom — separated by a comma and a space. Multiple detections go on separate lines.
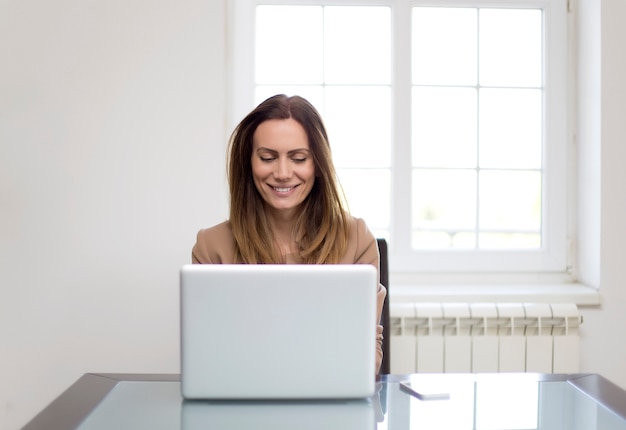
180, 264, 377, 400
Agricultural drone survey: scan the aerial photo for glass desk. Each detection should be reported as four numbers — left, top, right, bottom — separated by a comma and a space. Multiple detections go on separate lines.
24, 373, 626, 430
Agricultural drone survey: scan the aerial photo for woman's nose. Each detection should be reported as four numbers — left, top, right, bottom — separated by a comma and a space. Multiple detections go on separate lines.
273, 158, 292, 180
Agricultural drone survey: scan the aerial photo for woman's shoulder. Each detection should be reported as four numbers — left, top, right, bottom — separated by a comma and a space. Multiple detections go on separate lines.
347, 215, 373, 239
197, 220, 232, 239
342, 215, 377, 264
192, 221, 236, 264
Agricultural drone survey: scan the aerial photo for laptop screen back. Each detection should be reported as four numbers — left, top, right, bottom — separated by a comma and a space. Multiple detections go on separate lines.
180, 264, 377, 399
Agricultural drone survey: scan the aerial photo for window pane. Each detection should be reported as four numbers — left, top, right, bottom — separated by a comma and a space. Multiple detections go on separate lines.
412, 7, 477, 86
479, 9, 542, 87
256, 6, 323, 84
338, 168, 390, 233
479, 88, 542, 169
325, 86, 391, 168
412, 169, 477, 249
324, 7, 391, 85
479, 170, 541, 232
412, 87, 477, 168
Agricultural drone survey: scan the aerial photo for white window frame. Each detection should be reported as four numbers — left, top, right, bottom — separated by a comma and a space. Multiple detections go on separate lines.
227, 0, 572, 281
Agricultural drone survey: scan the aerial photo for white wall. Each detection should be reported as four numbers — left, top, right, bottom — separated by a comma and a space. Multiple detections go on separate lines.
577, 0, 626, 389
0, 1, 227, 428
2, 0, 626, 429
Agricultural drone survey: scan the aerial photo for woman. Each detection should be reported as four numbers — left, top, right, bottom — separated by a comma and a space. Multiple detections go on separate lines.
192, 94, 386, 373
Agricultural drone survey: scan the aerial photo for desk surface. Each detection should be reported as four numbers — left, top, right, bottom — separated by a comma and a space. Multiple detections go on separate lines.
24, 373, 626, 430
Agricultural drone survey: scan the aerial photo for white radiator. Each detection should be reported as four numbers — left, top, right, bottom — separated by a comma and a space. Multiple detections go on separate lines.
390, 303, 581, 374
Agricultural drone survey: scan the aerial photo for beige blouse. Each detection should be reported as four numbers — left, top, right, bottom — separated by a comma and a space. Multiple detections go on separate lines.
191, 216, 386, 374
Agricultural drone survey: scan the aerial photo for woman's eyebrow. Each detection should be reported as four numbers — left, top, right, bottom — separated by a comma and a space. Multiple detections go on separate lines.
255, 147, 277, 155
256, 147, 310, 155
287, 148, 311, 155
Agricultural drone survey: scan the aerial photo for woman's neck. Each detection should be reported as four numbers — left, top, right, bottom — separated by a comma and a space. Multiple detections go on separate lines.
266, 210, 299, 256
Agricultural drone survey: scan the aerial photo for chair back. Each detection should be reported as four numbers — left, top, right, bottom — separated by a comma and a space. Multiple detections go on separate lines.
377, 238, 390, 374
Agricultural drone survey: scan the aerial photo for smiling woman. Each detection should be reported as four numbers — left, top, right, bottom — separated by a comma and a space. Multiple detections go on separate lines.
191, 94, 387, 373
217, 94, 350, 265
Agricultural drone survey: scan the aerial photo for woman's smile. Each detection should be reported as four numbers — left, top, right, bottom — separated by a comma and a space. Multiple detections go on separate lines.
270, 184, 299, 193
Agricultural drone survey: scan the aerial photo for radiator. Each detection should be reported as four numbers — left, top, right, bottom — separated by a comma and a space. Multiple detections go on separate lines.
390, 303, 582, 374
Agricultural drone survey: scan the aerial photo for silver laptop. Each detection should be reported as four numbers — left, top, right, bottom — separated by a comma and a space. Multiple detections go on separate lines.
180, 264, 377, 400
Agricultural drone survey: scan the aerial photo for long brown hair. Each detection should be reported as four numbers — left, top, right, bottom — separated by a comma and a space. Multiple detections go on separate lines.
227, 94, 349, 263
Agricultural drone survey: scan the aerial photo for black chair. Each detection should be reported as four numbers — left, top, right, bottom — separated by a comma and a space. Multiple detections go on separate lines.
377, 238, 391, 374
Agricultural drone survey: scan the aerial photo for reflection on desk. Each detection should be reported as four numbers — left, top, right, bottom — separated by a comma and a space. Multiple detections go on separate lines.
395, 373, 626, 430
183, 398, 375, 430
23, 373, 626, 430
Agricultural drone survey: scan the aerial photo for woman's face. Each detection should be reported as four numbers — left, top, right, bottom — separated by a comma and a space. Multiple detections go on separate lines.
251, 118, 316, 218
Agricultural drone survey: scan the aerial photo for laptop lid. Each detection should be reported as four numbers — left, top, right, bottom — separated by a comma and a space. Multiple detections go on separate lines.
180, 264, 377, 400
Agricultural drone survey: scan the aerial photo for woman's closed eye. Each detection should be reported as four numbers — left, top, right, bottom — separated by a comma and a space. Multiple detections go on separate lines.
259, 155, 307, 163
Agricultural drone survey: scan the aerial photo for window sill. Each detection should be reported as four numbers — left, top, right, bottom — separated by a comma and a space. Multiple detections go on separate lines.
389, 283, 600, 306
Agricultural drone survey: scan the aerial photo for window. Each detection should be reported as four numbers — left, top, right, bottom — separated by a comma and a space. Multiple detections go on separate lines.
230, 0, 570, 275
